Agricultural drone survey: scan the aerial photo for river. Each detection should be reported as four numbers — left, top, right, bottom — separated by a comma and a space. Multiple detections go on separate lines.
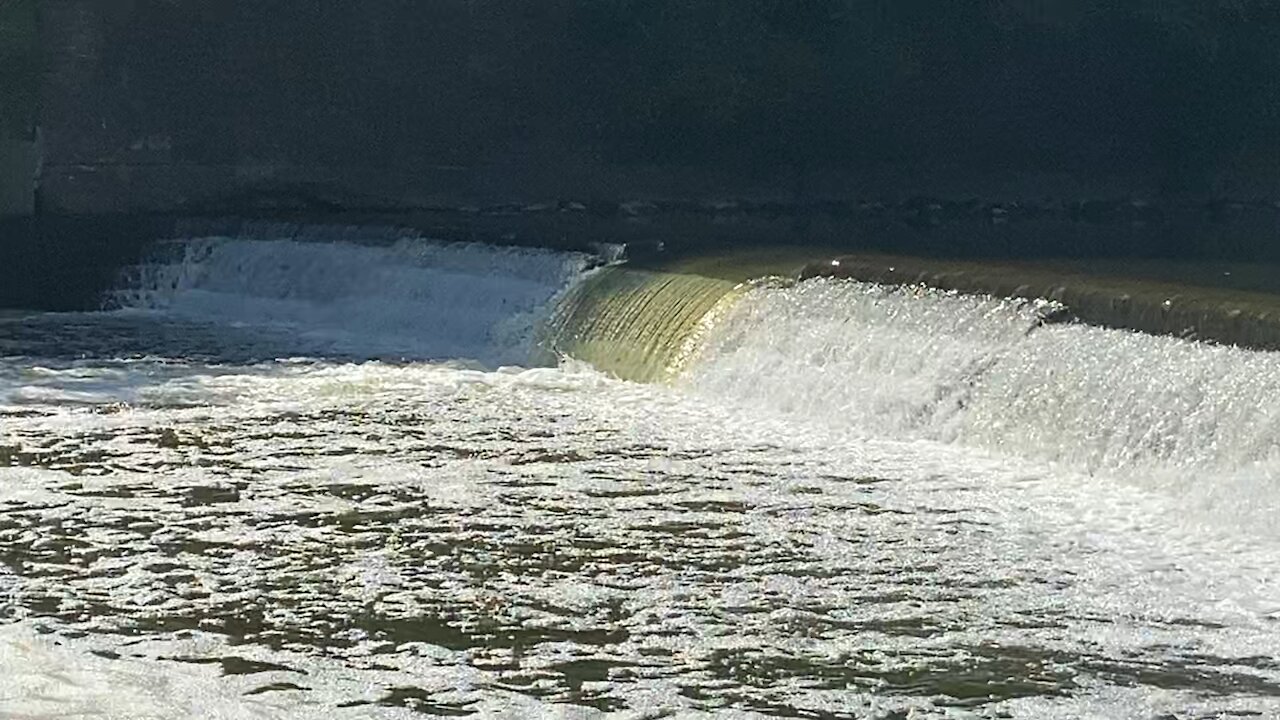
2, 236, 1279, 719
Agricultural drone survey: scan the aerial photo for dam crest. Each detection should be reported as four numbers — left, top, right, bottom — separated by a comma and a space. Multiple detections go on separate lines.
106, 232, 1280, 492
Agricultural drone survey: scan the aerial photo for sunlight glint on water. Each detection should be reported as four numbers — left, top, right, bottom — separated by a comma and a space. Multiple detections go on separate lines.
685, 278, 1280, 534
3, 237, 1280, 719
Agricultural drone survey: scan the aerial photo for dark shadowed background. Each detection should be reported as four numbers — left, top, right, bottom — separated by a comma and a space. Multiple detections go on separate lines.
3, 0, 1280, 307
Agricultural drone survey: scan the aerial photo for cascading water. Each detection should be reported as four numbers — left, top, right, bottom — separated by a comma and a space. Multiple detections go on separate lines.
681, 277, 1280, 528
80, 239, 1280, 482
106, 235, 592, 366
8, 238, 1280, 718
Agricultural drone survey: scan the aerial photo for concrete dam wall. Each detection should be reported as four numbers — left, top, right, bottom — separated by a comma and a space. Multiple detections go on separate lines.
5, 3, 1280, 319
8, 1, 1280, 252
0, 0, 36, 218
543, 251, 1280, 383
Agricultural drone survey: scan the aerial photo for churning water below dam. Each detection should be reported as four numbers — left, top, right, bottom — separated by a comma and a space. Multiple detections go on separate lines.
3, 235, 1280, 719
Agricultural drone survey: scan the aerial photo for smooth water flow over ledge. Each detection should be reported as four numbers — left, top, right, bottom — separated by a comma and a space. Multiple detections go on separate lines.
5, 234, 1280, 718
808, 253, 1280, 351
542, 248, 1280, 476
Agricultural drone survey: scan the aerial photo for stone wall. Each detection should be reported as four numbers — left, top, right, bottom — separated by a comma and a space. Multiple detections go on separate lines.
538, 247, 1280, 385
5, 0, 1279, 306
29, 2, 1280, 217
0, 141, 35, 217
0, 0, 36, 217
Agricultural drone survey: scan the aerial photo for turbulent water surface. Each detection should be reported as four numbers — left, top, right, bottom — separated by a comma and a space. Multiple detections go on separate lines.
3, 236, 1280, 719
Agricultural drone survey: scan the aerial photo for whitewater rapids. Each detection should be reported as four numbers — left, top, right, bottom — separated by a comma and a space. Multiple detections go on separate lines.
2, 235, 1279, 719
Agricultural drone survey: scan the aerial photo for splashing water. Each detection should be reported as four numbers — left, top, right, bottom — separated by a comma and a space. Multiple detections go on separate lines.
107, 236, 592, 365
683, 277, 1280, 534
5, 239, 1280, 718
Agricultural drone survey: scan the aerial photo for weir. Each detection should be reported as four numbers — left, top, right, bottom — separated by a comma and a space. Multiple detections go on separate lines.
808, 254, 1280, 351
537, 249, 827, 381
10, 5, 1280, 714
542, 248, 1280, 384
537, 267, 742, 383
541, 246, 1280, 473
99, 232, 1280, 375
64, 232, 1280, 476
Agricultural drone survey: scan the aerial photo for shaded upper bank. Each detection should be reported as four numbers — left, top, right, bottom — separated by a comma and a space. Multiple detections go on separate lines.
5, 3, 1280, 313
3, 2, 1280, 230
5, 195, 1280, 312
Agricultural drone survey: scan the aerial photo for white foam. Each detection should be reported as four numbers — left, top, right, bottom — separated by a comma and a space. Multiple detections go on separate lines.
683, 277, 1280, 534
3, 358, 1280, 717
0, 621, 339, 720
108, 237, 590, 365
8, 251, 1280, 717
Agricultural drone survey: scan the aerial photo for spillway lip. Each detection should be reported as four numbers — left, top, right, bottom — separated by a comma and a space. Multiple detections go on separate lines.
536, 247, 845, 383
803, 253, 1280, 352
544, 245, 1280, 384
568, 243, 1280, 371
